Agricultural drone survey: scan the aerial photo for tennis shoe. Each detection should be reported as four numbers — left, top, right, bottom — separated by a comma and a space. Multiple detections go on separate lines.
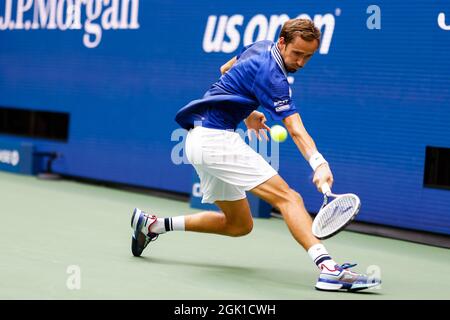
315, 263, 381, 291
130, 208, 159, 257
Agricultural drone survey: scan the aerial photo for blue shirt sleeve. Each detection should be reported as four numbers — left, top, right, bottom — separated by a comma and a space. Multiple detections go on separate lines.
252, 66, 298, 120
236, 43, 256, 60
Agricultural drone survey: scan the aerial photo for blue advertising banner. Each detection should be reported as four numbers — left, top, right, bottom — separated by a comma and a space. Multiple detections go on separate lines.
0, 1, 449, 234
0, 140, 34, 175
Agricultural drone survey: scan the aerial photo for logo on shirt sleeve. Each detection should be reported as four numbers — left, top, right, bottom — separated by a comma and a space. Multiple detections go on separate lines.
274, 99, 290, 112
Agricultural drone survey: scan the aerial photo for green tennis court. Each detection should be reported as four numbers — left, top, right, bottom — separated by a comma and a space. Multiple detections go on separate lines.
0, 171, 448, 300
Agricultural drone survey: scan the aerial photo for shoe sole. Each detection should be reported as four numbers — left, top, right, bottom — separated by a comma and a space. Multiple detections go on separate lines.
131, 208, 145, 257
315, 280, 381, 292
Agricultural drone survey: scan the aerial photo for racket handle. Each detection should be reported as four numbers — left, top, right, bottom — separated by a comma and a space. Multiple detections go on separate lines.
321, 183, 331, 196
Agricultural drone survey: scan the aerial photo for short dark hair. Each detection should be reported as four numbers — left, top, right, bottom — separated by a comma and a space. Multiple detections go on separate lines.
279, 19, 321, 45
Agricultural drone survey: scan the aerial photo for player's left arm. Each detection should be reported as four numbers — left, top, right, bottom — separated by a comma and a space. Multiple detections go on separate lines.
244, 110, 270, 141
282, 113, 333, 191
220, 42, 255, 74
220, 56, 237, 75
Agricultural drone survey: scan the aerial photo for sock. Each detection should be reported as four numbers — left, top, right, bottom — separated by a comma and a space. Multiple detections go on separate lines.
307, 243, 338, 272
144, 216, 186, 234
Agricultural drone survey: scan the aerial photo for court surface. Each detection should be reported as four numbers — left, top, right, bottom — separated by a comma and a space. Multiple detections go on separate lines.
0, 171, 448, 300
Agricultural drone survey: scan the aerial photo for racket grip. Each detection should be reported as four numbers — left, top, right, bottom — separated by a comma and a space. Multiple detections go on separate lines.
321, 183, 331, 195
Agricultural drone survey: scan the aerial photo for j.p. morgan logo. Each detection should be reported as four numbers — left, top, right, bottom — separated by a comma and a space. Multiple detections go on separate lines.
0, 149, 20, 166
0, 0, 140, 48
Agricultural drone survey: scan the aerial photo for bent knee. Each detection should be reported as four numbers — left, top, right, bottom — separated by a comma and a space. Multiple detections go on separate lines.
276, 188, 304, 209
227, 220, 253, 237
290, 189, 303, 203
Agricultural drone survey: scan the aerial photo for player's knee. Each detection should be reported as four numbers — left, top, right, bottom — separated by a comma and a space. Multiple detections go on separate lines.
290, 189, 303, 203
277, 188, 304, 209
216, 213, 228, 227
227, 220, 253, 237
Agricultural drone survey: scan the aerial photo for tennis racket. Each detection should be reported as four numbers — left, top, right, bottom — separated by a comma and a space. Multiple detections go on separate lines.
312, 183, 361, 240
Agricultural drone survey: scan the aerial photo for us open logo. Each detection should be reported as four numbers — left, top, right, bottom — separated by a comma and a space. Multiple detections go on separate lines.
202, 10, 341, 55
438, 12, 450, 30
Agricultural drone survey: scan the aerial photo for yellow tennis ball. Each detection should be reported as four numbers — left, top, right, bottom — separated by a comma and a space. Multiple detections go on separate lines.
270, 125, 287, 142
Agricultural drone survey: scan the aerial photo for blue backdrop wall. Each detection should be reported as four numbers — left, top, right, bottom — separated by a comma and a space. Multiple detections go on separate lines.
1, 0, 449, 234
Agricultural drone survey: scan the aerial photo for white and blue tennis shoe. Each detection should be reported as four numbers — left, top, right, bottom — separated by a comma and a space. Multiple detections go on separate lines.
130, 208, 159, 257
315, 263, 382, 291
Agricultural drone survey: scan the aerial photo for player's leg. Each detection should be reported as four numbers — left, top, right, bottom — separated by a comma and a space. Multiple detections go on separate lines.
131, 196, 253, 257
250, 174, 381, 291
249, 174, 319, 250
185, 198, 253, 237
133, 198, 252, 237
249, 174, 338, 270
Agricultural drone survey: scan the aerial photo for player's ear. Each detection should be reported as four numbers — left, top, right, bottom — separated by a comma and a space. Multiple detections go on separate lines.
278, 37, 287, 51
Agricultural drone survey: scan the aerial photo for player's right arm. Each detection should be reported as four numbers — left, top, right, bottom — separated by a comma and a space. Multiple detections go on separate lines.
220, 56, 237, 75
283, 113, 333, 191
282, 113, 316, 160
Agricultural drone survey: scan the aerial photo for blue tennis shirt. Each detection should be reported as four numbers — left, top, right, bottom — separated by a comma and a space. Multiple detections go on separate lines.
175, 40, 298, 130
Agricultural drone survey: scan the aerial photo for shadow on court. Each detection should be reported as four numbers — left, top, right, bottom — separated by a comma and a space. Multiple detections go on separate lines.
133, 256, 382, 296
136, 255, 310, 289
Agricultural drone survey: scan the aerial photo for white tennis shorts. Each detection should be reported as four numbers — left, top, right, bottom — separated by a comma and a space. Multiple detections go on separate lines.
185, 126, 278, 204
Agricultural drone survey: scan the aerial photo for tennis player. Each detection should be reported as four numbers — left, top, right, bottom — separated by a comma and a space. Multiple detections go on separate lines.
131, 19, 381, 291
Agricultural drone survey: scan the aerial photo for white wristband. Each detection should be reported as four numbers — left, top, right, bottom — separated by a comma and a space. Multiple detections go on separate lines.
309, 152, 328, 171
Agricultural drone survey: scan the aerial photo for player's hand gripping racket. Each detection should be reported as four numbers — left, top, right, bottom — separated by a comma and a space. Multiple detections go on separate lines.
312, 183, 361, 239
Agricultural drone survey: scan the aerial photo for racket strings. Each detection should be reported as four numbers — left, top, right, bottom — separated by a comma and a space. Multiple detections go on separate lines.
316, 195, 358, 236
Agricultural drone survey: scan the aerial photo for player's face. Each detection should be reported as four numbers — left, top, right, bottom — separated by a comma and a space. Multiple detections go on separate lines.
278, 36, 319, 73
